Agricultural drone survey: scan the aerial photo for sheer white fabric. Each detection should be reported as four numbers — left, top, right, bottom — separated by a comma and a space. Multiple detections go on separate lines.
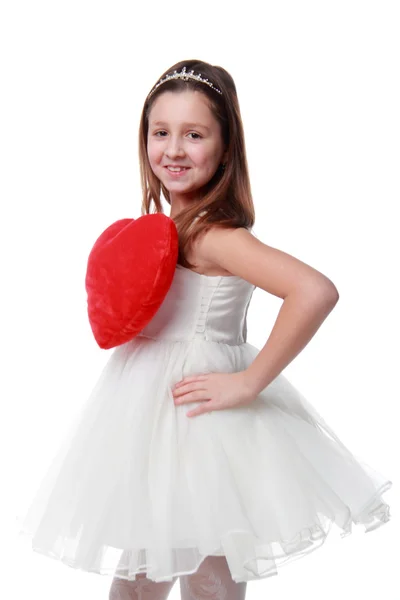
109, 556, 247, 600
179, 556, 247, 600
109, 571, 177, 600
17, 265, 392, 583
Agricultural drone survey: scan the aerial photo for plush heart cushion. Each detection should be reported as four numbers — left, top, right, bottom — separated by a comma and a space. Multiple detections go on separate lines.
85, 214, 179, 349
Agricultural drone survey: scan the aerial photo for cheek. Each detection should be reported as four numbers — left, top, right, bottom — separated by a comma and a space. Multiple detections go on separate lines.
147, 144, 162, 168
194, 145, 220, 168
192, 149, 215, 169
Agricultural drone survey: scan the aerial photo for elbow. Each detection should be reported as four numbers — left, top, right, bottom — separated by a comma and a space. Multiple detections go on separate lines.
291, 277, 339, 307
317, 279, 340, 307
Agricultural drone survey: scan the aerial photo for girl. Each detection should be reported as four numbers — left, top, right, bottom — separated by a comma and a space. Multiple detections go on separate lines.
18, 59, 392, 600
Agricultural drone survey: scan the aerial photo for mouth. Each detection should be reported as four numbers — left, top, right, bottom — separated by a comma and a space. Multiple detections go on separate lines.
165, 166, 190, 171
164, 166, 191, 177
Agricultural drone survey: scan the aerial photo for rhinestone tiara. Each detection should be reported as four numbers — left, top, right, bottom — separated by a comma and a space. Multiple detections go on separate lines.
147, 66, 223, 99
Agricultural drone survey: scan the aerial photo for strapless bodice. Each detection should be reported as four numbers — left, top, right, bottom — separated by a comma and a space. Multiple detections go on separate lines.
137, 264, 256, 345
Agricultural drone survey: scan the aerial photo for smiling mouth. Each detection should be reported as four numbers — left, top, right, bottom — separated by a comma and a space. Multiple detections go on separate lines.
165, 166, 190, 171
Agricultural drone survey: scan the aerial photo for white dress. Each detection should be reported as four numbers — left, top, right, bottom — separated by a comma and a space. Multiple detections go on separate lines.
16, 264, 392, 583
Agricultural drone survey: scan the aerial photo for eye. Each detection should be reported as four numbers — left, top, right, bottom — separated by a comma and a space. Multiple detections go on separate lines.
153, 131, 202, 139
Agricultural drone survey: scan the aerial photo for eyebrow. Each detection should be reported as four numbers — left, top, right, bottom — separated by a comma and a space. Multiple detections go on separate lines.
151, 120, 210, 132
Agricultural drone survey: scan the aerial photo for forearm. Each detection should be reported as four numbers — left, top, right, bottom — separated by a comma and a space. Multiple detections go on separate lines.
244, 285, 339, 396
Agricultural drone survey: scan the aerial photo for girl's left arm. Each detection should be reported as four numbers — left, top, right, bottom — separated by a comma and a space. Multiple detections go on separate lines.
197, 226, 339, 396
242, 284, 338, 397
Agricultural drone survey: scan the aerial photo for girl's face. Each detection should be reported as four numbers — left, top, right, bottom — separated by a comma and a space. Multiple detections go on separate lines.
147, 90, 227, 210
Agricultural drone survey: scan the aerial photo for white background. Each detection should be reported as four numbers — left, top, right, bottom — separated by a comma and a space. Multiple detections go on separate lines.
2, 0, 398, 598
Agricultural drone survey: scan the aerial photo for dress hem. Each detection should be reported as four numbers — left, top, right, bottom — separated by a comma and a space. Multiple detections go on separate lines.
15, 479, 392, 584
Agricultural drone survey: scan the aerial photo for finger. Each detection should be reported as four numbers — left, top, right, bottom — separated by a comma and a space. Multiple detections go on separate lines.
186, 400, 214, 417
175, 390, 210, 405
174, 383, 208, 399
176, 374, 208, 387
187, 405, 212, 418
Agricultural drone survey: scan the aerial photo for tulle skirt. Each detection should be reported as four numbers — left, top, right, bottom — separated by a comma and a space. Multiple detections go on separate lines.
16, 335, 392, 583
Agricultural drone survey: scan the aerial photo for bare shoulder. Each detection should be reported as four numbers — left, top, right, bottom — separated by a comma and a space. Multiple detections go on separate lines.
196, 226, 339, 300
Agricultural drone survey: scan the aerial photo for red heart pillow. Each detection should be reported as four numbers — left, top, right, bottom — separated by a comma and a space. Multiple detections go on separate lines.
85, 214, 178, 349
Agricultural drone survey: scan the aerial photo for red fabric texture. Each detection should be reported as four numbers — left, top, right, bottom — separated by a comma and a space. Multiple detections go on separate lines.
85, 214, 178, 349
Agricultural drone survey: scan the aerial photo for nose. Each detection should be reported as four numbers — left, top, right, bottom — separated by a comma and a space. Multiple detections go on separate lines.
165, 135, 185, 159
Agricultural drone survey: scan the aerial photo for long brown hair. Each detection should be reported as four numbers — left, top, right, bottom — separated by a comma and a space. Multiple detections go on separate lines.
138, 58, 256, 269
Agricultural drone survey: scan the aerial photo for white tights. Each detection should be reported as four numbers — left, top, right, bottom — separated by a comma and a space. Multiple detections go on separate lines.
108, 556, 247, 600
